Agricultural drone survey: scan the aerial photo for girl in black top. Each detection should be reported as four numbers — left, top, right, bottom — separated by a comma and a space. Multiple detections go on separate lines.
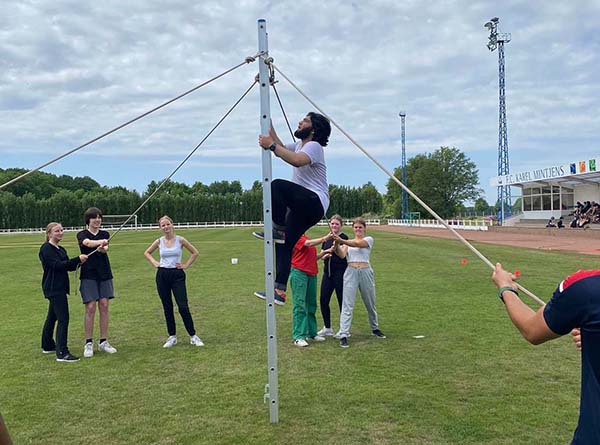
316, 215, 348, 336
77, 207, 116, 357
39, 222, 87, 362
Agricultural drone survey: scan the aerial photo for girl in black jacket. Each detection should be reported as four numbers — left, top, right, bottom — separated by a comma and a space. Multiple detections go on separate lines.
39, 222, 87, 362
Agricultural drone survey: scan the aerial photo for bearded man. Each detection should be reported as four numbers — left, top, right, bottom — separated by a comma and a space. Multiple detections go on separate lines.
254, 112, 331, 305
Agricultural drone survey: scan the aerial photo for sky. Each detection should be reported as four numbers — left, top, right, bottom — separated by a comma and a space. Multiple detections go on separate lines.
1, 1, 599, 204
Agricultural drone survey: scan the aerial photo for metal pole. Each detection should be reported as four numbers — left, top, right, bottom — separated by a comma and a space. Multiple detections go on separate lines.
257, 18, 279, 424
399, 111, 408, 219
497, 41, 511, 223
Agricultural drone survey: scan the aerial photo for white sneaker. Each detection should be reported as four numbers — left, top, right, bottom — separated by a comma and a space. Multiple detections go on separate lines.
190, 335, 204, 347
163, 335, 177, 348
308, 335, 326, 342
83, 342, 94, 358
317, 327, 334, 336
98, 340, 117, 354
293, 339, 309, 347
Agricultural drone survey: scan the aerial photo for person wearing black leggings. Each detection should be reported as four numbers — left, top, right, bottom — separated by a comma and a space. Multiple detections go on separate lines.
317, 215, 348, 336
254, 112, 332, 305
144, 216, 204, 348
39, 222, 87, 362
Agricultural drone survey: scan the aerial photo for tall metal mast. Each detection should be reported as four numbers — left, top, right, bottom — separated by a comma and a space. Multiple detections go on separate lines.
257, 19, 279, 424
485, 17, 511, 223
398, 111, 408, 218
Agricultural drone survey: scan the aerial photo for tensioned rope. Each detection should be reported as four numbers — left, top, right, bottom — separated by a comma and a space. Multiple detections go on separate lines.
266, 58, 544, 306
0, 54, 259, 191
271, 82, 295, 141
84, 79, 259, 257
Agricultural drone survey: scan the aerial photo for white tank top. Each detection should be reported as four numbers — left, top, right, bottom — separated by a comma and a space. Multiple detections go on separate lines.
346, 236, 373, 263
159, 236, 182, 268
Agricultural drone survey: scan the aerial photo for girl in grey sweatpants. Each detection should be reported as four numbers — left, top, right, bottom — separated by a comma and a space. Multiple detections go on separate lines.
332, 217, 385, 345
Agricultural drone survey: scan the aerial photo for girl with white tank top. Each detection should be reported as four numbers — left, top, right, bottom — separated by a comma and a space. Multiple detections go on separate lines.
144, 216, 204, 349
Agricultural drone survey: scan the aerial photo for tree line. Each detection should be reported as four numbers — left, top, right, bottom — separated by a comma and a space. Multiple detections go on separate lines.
0, 169, 384, 229
1, 146, 484, 229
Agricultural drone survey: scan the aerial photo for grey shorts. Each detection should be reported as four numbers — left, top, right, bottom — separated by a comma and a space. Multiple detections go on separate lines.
80, 279, 115, 304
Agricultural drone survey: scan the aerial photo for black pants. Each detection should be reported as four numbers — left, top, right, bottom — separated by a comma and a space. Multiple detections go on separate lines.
41, 294, 70, 356
272, 179, 324, 291
320, 266, 345, 328
156, 268, 196, 336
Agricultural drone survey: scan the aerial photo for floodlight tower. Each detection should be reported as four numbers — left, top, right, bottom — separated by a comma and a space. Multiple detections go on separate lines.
485, 17, 511, 223
398, 111, 408, 219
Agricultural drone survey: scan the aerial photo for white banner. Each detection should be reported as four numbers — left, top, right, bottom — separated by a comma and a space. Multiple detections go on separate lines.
490, 158, 599, 187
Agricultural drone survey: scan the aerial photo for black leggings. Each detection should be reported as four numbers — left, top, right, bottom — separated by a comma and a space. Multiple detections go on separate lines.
41, 294, 70, 356
156, 268, 196, 336
320, 267, 345, 328
271, 179, 324, 291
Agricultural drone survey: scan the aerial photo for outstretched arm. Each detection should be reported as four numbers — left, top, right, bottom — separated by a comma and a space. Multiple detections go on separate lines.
303, 233, 333, 248
492, 263, 560, 345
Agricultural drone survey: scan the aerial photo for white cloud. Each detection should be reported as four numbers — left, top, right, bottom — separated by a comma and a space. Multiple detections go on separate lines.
0, 0, 599, 204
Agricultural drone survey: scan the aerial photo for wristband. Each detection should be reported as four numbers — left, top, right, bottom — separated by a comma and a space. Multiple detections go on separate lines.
268, 143, 277, 152
497, 286, 519, 303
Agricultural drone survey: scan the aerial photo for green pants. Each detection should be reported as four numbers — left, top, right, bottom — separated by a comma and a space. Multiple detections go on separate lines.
290, 267, 318, 340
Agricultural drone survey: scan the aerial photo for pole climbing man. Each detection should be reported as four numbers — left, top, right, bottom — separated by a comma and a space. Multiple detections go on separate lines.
492, 263, 600, 444
253, 112, 331, 305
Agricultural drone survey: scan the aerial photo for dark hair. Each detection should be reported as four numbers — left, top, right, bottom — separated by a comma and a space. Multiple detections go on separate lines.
84, 207, 103, 225
307, 112, 331, 147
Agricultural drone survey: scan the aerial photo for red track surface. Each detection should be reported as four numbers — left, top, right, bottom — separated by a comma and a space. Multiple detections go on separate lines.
372, 226, 600, 255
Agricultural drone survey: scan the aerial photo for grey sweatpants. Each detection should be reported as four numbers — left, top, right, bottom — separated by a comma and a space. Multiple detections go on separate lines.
338, 266, 379, 337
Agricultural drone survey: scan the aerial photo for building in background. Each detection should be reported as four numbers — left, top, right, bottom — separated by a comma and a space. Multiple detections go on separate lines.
490, 157, 600, 221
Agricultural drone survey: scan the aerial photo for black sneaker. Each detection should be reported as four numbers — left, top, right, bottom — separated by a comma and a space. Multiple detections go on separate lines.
372, 329, 387, 338
42, 348, 56, 354
56, 352, 80, 362
252, 230, 285, 244
340, 337, 349, 348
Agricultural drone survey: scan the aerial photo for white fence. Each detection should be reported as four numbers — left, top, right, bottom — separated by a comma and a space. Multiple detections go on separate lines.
0, 221, 265, 235
0, 219, 386, 235
388, 218, 492, 231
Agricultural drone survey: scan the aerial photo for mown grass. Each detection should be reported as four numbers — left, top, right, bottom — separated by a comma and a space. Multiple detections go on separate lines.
0, 227, 591, 444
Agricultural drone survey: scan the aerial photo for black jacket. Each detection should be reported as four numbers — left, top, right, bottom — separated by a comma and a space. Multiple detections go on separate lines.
39, 242, 81, 298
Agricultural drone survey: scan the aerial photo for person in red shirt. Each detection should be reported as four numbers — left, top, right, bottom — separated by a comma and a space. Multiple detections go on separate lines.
290, 234, 332, 347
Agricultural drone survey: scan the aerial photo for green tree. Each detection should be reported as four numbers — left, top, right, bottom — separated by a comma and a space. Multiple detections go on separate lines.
387, 146, 482, 219
474, 197, 490, 214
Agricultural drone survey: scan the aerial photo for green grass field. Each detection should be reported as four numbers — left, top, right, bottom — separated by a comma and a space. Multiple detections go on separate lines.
0, 227, 591, 444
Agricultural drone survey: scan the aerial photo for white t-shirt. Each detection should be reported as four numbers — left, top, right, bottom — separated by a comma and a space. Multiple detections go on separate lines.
346, 236, 373, 263
285, 141, 329, 214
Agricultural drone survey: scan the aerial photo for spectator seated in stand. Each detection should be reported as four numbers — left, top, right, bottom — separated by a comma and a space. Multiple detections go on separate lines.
578, 214, 591, 229
570, 215, 579, 228
569, 201, 583, 217
582, 200, 592, 215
